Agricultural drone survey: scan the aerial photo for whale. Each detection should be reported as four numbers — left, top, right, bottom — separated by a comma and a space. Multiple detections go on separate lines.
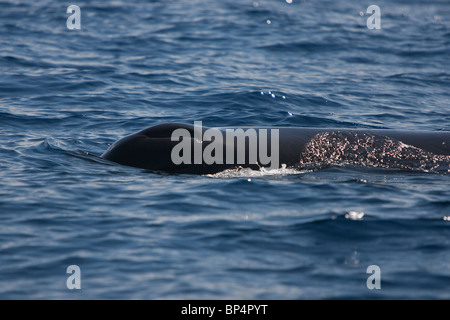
101, 123, 450, 174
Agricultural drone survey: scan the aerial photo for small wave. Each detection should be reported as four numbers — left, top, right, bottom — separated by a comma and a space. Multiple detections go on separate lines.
41, 138, 111, 166
259, 41, 343, 53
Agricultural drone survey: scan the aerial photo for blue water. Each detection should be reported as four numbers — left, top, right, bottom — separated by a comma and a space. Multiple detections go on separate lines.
1, 0, 449, 299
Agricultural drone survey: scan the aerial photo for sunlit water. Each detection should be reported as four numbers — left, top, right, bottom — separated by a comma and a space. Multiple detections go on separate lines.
0, 0, 449, 299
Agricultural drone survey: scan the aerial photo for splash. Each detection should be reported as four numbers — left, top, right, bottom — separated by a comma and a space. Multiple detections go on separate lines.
205, 164, 307, 178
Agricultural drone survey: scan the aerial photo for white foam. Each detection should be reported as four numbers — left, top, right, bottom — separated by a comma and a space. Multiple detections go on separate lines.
205, 164, 307, 178
345, 211, 365, 220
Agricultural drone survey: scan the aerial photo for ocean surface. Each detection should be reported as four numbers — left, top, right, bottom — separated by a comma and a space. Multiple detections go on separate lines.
0, 0, 449, 299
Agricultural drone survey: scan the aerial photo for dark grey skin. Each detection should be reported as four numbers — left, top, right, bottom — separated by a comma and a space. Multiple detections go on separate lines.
101, 123, 450, 174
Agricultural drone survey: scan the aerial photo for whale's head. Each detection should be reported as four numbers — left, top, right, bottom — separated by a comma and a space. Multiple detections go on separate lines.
101, 123, 231, 174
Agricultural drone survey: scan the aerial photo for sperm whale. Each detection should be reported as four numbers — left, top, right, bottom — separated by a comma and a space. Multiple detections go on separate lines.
101, 123, 450, 174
